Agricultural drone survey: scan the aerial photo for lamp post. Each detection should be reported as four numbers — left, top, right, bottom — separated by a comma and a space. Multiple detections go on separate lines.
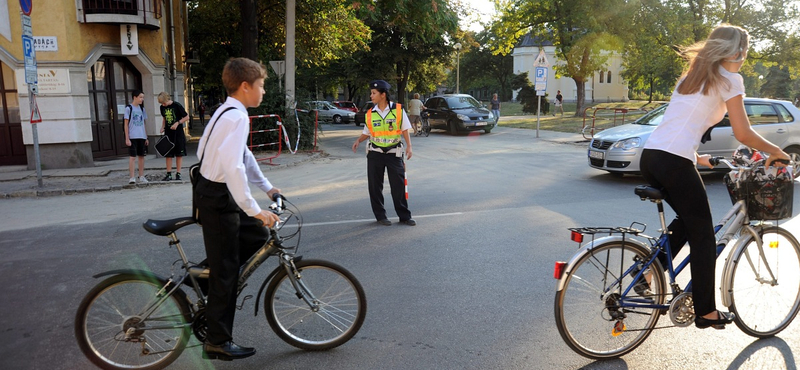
454, 42, 462, 94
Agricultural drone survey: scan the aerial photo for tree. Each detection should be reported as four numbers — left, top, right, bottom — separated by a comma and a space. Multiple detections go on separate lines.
353, 0, 459, 103
459, 30, 515, 101
490, 0, 631, 116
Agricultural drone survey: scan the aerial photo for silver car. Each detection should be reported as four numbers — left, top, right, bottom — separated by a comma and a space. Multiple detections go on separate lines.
588, 98, 800, 176
306, 101, 356, 124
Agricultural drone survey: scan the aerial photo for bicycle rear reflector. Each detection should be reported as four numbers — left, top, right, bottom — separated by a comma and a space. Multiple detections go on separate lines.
553, 261, 566, 279
770, 240, 779, 249
570, 231, 584, 243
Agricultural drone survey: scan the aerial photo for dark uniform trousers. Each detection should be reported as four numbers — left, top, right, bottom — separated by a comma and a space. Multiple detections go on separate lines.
367, 150, 411, 221
194, 174, 269, 345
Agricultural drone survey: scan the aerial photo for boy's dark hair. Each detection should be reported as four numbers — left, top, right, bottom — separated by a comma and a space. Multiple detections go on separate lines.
132, 89, 143, 98
222, 58, 267, 95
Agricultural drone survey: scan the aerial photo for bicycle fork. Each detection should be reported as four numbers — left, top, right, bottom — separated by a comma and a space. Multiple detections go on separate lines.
279, 254, 321, 312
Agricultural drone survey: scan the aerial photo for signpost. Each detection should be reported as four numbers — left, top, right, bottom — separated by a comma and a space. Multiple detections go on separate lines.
20, 0, 42, 186
533, 49, 550, 138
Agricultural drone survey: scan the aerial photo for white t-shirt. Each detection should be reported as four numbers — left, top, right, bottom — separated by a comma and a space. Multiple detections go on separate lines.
644, 67, 745, 163
408, 99, 424, 116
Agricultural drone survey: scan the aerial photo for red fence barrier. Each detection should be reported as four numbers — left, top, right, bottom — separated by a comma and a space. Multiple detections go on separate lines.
248, 115, 282, 165
580, 107, 651, 140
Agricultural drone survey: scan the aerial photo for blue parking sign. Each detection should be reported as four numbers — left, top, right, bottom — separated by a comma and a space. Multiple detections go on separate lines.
22, 35, 37, 84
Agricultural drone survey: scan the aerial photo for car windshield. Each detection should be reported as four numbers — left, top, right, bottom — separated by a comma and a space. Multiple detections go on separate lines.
321, 102, 337, 109
446, 96, 482, 109
632, 105, 668, 126
337, 102, 356, 109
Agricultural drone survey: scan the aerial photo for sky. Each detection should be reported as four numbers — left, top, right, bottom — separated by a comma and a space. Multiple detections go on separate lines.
460, 0, 497, 33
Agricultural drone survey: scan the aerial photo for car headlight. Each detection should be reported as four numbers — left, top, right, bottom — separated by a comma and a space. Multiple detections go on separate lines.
487, 112, 494, 119
457, 114, 470, 121
348, 113, 355, 117
612, 138, 643, 150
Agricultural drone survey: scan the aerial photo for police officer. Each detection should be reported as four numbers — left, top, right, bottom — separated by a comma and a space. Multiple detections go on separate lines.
352, 80, 416, 226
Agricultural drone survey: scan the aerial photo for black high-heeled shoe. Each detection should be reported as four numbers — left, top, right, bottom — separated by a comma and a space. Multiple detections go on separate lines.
695, 310, 735, 329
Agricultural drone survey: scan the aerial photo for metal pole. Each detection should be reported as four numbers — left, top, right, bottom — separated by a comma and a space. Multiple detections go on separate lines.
536, 95, 541, 138
456, 49, 460, 94
285, 0, 295, 112
29, 84, 42, 187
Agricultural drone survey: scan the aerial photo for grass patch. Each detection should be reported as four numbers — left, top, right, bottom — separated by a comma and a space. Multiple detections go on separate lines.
498, 100, 666, 135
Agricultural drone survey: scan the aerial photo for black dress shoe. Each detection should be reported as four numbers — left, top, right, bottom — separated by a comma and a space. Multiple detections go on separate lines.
401, 219, 416, 226
203, 341, 256, 361
377, 219, 392, 226
695, 310, 735, 329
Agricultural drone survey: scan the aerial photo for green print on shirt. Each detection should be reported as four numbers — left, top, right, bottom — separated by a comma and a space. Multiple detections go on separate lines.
164, 108, 177, 125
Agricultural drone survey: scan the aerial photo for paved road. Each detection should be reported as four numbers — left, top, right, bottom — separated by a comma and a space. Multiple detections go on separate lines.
0, 125, 798, 369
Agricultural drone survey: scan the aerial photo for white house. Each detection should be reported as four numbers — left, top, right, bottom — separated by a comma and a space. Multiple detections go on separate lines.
511, 34, 628, 103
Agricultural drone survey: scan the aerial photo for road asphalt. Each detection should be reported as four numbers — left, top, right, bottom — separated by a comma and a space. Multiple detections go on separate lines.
0, 117, 586, 198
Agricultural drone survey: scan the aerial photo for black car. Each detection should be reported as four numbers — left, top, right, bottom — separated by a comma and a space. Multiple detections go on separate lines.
424, 94, 495, 135
354, 102, 374, 127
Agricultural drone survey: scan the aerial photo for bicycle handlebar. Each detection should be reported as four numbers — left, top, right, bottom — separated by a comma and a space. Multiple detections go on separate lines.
709, 156, 791, 169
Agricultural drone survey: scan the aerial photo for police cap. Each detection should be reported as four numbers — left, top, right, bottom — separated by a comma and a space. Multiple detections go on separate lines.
369, 80, 391, 92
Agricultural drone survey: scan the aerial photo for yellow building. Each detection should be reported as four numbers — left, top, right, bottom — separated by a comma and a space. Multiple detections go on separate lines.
0, 0, 190, 168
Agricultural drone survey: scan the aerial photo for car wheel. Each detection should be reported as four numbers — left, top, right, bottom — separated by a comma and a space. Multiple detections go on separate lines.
785, 147, 800, 179
449, 120, 459, 136
333, 115, 343, 124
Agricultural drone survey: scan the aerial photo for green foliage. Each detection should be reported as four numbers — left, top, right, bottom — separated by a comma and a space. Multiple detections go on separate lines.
511, 72, 549, 114
247, 83, 317, 152
459, 30, 515, 101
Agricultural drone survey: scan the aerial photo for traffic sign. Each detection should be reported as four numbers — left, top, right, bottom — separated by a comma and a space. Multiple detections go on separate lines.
30, 94, 42, 124
20, 0, 32, 16
535, 66, 547, 92
22, 35, 37, 84
21, 14, 32, 37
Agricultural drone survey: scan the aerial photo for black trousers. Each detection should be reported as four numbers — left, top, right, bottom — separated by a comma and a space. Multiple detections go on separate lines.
194, 175, 268, 345
640, 149, 717, 316
367, 150, 411, 221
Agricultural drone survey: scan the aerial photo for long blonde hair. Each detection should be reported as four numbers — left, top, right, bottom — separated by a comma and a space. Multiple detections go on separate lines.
676, 24, 749, 96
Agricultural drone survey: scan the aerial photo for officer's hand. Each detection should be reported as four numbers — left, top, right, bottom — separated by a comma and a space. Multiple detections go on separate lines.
255, 210, 280, 228
406, 146, 413, 160
352, 141, 360, 153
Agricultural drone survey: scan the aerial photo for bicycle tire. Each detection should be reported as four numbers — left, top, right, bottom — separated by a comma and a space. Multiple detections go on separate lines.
74, 274, 192, 370
730, 226, 800, 337
264, 259, 367, 350
554, 241, 666, 359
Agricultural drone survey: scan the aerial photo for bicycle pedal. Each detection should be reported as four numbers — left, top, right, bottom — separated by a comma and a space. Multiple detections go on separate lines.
236, 295, 252, 310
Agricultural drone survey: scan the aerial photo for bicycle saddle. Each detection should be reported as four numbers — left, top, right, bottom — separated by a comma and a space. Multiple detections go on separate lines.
143, 217, 197, 236
634, 185, 664, 201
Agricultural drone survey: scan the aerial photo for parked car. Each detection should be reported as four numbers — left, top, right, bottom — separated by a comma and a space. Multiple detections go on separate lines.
354, 102, 375, 127
587, 98, 800, 177
424, 94, 495, 135
332, 101, 358, 113
304, 101, 356, 124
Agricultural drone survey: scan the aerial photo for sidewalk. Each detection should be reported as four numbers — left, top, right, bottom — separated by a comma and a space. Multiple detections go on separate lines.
0, 126, 321, 198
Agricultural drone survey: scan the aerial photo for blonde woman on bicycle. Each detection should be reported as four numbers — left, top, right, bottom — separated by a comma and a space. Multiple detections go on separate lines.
639, 24, 790, 329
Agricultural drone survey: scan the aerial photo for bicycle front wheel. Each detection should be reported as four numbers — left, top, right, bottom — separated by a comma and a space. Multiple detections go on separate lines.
265, 259, 367, 350
554, 241, 666, 359
730, 225, 800, 337
74, 274, 191, 370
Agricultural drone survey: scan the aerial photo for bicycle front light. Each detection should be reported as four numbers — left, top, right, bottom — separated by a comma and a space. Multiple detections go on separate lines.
612, 137, 643, 150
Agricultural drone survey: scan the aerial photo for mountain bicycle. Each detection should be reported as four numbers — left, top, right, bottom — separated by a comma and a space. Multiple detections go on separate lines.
419, 111, 431, 137
74, 195, 367, 370
553, 156, 800, 359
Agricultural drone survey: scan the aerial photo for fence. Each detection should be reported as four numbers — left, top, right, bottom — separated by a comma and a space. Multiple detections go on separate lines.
248, 115, 283, 165
580, 107, 651, 140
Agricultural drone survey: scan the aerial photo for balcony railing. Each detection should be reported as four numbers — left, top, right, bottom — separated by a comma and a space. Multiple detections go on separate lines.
79, 0, 161, 29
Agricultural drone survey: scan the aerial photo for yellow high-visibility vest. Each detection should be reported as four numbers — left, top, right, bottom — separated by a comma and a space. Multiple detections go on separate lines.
366, 103, 403, 148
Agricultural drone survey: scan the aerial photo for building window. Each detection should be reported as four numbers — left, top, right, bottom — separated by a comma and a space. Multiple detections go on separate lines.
607, 71, 612, 83
599, 71, 604, 83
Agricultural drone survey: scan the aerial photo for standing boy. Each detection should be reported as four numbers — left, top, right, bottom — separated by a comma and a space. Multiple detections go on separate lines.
158, 92, 189, 181
124, 90, 148, 184
194, 58, 281, 361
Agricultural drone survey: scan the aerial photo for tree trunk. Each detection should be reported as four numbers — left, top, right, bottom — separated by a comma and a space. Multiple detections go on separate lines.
240, 0, 258, 60
648, 78, 654, 103
573, 77, 586, 117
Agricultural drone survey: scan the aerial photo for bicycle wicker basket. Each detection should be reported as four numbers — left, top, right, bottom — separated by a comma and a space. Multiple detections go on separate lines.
724, 165, 794, 220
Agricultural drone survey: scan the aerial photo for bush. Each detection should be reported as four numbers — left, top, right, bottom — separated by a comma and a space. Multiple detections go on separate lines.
246, 84, 318, 152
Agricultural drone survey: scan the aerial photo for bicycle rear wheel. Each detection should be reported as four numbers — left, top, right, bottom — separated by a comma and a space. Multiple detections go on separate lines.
74, 274, 191, 370
265, 259, 367, 350
730, 226, 800, 337
554, 241, 666, 359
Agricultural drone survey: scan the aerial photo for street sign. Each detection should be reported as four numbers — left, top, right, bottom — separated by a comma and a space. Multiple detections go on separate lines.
20, 0, 32, 16
30, 94, 42, 123
22, 34, 37, 84
534, 66, 547, 92
21, 14, 32, 37
533, 49, 550, 67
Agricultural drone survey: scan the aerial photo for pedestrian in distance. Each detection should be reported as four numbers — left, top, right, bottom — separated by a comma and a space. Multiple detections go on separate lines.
124, 90, 148, 184
408, 93, 425, 136
199, 100, 206, 126
351, 80, 416, 226
553, 90, 564, 116
158, 92, 189, 181
194, 57, 282, 361
490, 93, 501, 124
638, 24, 790, 329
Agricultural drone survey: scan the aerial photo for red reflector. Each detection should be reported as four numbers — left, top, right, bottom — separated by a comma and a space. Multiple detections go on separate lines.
554, 261, 567, 279
570, 231, 584, 243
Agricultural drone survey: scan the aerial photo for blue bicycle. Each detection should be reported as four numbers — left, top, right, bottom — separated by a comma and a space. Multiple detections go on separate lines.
553, 157, 800, 359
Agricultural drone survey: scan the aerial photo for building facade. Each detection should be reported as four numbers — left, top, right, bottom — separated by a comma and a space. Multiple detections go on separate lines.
511, 34, 628, 103
0, 0, 189, 169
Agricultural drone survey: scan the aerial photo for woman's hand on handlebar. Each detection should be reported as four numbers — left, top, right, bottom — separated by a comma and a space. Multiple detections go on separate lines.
255, 210, 280, 228
766, 150, 791, 168
697, 154, 715, 169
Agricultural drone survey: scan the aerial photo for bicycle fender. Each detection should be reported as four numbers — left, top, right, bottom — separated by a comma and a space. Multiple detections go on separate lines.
253, 265, 286, 317
555, 235, 649, 292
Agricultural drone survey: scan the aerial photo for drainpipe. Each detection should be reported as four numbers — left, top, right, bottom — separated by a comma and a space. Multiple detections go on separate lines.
169, 0, 176, 95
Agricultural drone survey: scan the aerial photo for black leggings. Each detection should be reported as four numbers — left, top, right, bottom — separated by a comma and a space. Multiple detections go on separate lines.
640, 149, 717, 317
